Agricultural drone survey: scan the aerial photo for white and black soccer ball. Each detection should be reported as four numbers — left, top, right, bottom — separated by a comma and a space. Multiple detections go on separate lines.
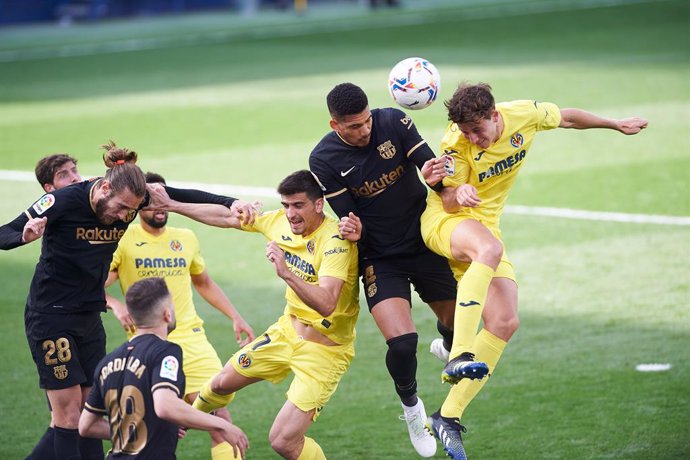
388, 57, 441, 110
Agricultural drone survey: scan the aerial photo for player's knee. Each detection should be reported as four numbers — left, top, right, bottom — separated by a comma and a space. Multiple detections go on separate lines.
486, 315, 519, 341
386, 332, 418, 361
478, 236, 503, 267
268, 428, 295, 458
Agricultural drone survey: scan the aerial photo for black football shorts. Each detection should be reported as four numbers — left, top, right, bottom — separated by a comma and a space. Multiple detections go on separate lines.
25, 308, 106, 390
360, 248, 456, 311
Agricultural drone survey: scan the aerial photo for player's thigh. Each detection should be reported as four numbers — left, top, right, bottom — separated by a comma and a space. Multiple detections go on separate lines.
46, 385, 83, 427
288, 340, 354, 420
370, 298, 416, 340
449, 218, 503, 262
408, 250, 456, 325
226, 317, 294, 386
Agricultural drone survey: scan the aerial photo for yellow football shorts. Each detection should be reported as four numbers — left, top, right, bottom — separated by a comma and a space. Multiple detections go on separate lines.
421, 207, 516, 283
169, 328, 223, 396
229, 314, 354, 421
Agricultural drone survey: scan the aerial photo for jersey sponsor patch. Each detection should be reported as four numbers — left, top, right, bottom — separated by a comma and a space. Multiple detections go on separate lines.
33, 194, 55, 215
160, 355, 179, 381
443, 155, 455, 175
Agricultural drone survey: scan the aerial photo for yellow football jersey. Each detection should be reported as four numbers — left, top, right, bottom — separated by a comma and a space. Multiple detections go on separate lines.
110, 224, 206, 338
242, 210, 359, 345
427, 100, 561, 228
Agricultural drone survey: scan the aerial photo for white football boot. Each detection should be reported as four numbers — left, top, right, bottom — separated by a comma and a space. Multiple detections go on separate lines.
399, 397, 437, 457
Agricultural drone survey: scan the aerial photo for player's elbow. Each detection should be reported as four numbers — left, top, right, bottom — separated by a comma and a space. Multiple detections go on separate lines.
78, 414, 97, 439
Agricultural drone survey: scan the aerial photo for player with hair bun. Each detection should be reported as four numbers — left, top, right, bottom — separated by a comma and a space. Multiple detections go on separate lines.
0, 141, 257, 460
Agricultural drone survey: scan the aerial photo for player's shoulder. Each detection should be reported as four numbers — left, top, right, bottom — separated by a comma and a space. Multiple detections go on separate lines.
167, 226, 196, 240
32, 179, 90, 213
373, 107, 411, 127
441, 121, 470, 153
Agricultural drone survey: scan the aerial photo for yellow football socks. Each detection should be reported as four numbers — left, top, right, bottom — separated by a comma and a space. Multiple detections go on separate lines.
192, 380, 235, 413
441, 328, 506, 418
211, 442, 242, 460
297, 436, 326, 460
450, 261, 495, 359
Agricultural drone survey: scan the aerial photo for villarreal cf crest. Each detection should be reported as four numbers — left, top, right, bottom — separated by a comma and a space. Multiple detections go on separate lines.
237, 353, 252, 368
169, 240, 183, 252
510, 133, 524, 148
306, 239, 315, 255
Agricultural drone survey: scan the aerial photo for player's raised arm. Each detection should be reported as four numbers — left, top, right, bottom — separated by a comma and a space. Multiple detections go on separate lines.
559, 108, 648, 134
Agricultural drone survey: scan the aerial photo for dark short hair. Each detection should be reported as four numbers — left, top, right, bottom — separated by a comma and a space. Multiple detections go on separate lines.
125, 277, 170, 326
327, 83, 369, 120
445, 82, 495, 124
35, 154, 78, 187
145, 172, 166, 185
277, 170, 324, 202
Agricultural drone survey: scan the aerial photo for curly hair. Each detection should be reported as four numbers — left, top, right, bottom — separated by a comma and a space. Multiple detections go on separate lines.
445, 82, 495, 124
327, 83, 369, 120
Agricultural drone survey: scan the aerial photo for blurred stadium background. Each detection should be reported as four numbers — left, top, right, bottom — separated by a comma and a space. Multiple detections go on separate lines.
0, 0, 688, 458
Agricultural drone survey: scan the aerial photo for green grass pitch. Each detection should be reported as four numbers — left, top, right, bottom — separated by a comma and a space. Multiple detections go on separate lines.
0, 0, 688, 458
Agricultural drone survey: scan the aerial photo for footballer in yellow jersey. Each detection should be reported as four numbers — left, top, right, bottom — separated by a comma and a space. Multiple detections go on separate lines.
106, 172, 254, 460
421, 83, 647, 460
185, 170, 359, 460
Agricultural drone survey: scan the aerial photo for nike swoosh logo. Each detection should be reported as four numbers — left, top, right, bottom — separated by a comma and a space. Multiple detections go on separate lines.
340, 166, 356, 177
135, 242, 147, 246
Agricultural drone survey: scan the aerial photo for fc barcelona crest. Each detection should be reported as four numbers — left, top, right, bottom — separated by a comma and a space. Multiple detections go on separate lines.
377, 140, 396, 159
53, 365, 68, 380
123, 209, 137, 224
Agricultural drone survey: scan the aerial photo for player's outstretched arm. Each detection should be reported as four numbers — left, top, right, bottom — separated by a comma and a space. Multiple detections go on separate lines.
559, 108, 648, 134
191, 270, 255, 346
153, 388, 249, 459
146, 183, 246, 228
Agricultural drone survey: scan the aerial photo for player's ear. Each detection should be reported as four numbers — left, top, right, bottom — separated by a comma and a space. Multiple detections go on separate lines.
329, 118, 339, 132
43, 184, 55, 193
314, 197, 324, 214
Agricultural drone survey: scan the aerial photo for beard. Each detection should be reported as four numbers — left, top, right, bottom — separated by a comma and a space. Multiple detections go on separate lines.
94, 195, 116, 225
142, 212, 168, 229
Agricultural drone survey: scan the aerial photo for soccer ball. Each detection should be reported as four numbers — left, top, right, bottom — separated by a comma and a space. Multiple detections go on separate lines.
388, 57, 441, 110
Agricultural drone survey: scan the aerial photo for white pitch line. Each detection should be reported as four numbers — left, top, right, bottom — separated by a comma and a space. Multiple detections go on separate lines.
2, 169, 688, 226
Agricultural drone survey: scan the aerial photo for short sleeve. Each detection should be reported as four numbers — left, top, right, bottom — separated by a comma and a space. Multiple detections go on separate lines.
439, 124, 471, 187
533, 101, 561, 131
25, 193, 63, 221
309, 155, 348, 200
151, 343, 185, 398
83, 370, 106, 415
317, 235, 355, 282
188, 232, 206, 276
